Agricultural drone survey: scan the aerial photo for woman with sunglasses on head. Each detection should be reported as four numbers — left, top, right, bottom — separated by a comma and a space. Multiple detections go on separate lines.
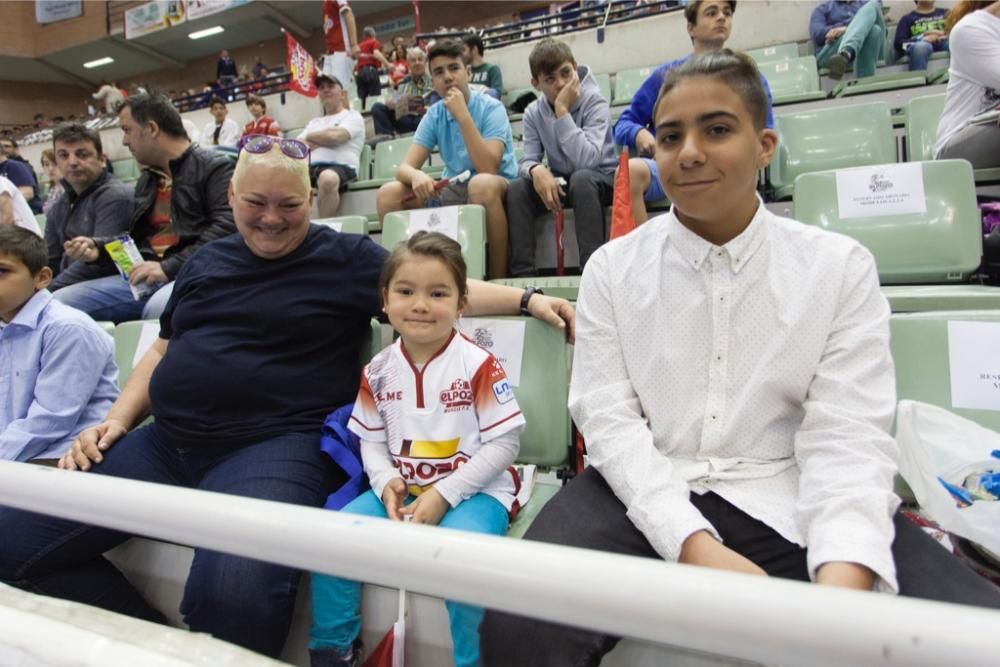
0, 135, 576, 661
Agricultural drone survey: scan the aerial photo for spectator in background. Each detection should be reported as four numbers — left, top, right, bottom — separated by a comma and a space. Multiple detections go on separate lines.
356, 26, 393, 108
301, 73, 366, 217
39, 149, 64, 216
462, 33, 504, 99
242, 95, 281, 138
809, 0, 888, 80
371, 47, 437, 138
935, 0, 1000, 169
45, 123, 134, 292
201, 97, 241, 150
614, 0, 773, 223
252, 55, 267, 80
217, 49, 238, 88
182, 118, 200, 144
33, 113, 52, 130
0, 176, 41, 236
0, 139, 42, 214
388, 41, 410, 86
52, 94, 236, 323
895, 1, 949, 71
93, 80, 125, 114
0, 226, 119, 464
321, 0, 361, 93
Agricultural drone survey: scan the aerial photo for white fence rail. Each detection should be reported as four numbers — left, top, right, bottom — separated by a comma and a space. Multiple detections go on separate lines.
1, 461, 998, 667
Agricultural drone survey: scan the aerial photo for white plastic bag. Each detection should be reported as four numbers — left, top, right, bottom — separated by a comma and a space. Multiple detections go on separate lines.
896, 400, 1000, 556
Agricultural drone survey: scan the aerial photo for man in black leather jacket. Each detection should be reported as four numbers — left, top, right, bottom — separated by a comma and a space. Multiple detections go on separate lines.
53, 94, 235, 323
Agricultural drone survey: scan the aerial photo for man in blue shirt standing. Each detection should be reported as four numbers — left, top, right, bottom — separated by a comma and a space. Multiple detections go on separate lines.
0, 226, 118, 463
613, 0, 773, 223
810, 0, 887, 80
376, 38, 517, 279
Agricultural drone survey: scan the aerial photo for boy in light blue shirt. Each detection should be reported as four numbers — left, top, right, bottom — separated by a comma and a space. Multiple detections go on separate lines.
376, 38, 517, 279
0, 226, 118, 463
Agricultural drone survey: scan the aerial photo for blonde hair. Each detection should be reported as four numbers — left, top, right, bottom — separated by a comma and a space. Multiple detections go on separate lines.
232, 142, 310, 194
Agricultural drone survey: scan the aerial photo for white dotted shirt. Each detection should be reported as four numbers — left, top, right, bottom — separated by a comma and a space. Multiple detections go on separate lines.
569, 201, 901, 592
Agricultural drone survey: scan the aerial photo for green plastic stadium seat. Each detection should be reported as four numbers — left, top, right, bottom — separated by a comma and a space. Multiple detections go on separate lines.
111, 158, 140, 183
793, 160, 983, 286
285, 127, 306, 139
756, 56, 827, 105
507, 481, 560, 538
904, 94, 946, 161
890, 311, 1000, 433
768, 101, 894, 200
113, 321, 157, 389
491, 276, 582, 302
350, 136, 422, 190
312, 215, 369, 235
356, 143, 372, 181
831, 70, 928, 98
34, 213, 46, 234
592, 72, 612, 102
381, 204, 487, 280
882, 285, 1000, 313
612, 66, 655, 107
746, 42, 800, 64
96, 321, 115, 335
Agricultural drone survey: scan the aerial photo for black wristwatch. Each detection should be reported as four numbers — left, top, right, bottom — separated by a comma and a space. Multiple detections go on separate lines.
519, 286, 544, 316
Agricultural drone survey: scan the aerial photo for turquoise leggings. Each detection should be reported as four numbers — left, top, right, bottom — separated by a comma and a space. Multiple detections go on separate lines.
816, 0, 886, 78
310, 490, 509, 667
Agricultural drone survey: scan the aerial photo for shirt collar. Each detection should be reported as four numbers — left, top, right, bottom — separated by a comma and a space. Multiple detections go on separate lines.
63, 169, 109, 205
7, 289, 51, 330
666, 196, 769, 274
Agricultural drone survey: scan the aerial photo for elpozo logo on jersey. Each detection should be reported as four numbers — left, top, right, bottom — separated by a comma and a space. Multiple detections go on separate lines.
441, 378, 473, 410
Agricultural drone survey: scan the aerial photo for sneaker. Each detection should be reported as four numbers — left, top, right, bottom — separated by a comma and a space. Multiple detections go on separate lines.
827, 53, 849, 80
309, 640, 362, 667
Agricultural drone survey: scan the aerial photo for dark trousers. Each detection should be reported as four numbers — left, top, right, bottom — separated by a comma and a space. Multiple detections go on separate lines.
370, 103, 422, 137
504, 169, 614, 277
0, 423, 340, 658
480, 466, 1000, 667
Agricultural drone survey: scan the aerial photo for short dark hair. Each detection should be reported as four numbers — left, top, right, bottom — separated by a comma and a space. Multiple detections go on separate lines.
3, 138, 17, 148
378, 231, 468, 308
0, 226, 47, 275
52, 122, 103, 156
684, 0, 736, 24
428, 38, 468, 66
528, 38, 575, 79
654, 49, 768, 130
118, 93, 187, 139
246, 95, 267, 111
209, 96, 227, 109
462, 33, 485, 57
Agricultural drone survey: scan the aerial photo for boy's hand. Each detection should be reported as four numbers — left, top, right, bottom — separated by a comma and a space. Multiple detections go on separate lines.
64, 237, 99, 263
443, 87, 469, 121
531, 165, 565, 211
59, 419, 129, 472
382, 478, 407, 520
398, 488, 449, 525
554, 70, 581, 118
635, 129, 656, 158
409, 170, 437, 202
679, 530, 768, 576
128, 261, 168, 286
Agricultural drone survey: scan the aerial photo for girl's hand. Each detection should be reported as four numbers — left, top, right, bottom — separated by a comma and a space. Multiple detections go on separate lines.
398, 488, 449, 525
382, 478, 407, 520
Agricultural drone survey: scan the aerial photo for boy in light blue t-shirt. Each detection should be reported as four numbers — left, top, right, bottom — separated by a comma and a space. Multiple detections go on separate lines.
375, 38, 517, 279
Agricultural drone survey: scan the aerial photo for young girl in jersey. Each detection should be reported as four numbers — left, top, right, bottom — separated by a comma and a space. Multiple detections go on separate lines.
309, 231, 525, 667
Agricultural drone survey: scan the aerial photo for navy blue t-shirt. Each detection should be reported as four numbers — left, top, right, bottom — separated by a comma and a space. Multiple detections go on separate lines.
149, 225, 388, 448
0, 158, 41, 213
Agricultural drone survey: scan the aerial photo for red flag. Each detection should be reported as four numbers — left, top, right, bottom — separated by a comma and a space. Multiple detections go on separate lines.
363, 588, 406, 667
554, 207, 565, 276
286, 33, 318, 98
609, 148, 636, 240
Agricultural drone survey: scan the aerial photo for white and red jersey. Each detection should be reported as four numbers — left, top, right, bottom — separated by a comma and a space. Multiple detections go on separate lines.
322, 0, 351, 54
349, 330, 525, 512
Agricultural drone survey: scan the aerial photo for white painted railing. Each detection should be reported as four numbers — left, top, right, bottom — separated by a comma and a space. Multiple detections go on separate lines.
1, 461, 998, 667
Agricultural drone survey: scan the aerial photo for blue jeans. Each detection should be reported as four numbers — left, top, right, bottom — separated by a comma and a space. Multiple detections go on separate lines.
816, 0, 886, 78
903, 39, 948, 71
310, 490, 509, 667
0, 423, 337, 658
53, 274, 174, 324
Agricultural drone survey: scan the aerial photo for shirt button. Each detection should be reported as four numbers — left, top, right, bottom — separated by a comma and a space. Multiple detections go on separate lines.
711, 414, 717, 420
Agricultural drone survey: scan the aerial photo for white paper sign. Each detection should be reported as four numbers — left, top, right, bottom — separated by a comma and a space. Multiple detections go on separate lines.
458, 318, 526, 386
835, 163, 927, 219
948, 320, 1000, 411
775, 62, 790, 73
133, 322, 161, 368
407, 205, 459, 241
314, 221, 343, 232
764, 47, 776, 55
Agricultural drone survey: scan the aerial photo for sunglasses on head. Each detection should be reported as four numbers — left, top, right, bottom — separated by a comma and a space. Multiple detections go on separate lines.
237, 134, 310, 160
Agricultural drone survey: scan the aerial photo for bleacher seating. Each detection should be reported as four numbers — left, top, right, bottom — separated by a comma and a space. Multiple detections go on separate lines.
381, 204, 487, 280
593, 71, 612, 102
611, 66, 654, 107
746, 43, 800, 64
312, 215, 368, 235
756, 56, 826, 105
34, 213, 45, 234
350, 136, 420, 190
768, 101, 895, 200
111, 158, 140, 184
904, 93, 1000, 184
831, 69, 929, 99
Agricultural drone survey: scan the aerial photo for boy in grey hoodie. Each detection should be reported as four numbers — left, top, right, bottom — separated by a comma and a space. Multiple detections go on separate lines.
504, 39, 617, 276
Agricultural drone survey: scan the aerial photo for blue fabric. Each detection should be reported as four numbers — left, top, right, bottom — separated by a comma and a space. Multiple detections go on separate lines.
149, 226, 387, 450
814, 0, 886, 78
894, 8, 948, 54
311, 490, 509, 667
809, 0, 870, 48
0, 158, 41, 213
320, 403, 369, 510
904, 39, 948, 71
52, 274, 174, 324
0, 423, 336, 658
0, 290, 118, 461
639, 157, 667, 202
612, 55, 775, 150
413, 92, 517, 180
